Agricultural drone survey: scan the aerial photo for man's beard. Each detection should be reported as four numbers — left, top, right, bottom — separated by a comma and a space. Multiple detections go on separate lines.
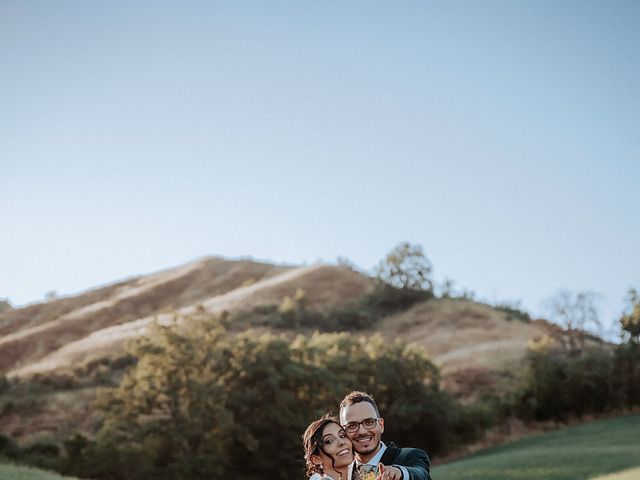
352, 433, 378, 454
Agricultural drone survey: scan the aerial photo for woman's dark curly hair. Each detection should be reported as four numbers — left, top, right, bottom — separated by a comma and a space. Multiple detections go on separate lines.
302, 414, 342, 478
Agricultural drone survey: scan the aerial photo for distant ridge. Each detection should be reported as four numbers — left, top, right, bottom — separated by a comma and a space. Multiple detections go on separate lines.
0, 257, 289, 374
0, 257, 372, 377
0, 254, 588, 445
0, 254, 559, 386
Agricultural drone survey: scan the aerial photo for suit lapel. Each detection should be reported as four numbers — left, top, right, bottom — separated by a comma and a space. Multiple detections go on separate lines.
379, 442, 400, 466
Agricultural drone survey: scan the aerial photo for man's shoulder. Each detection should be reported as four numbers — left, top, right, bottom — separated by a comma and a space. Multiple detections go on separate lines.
381, 442, 431, 480
384, 442, 428, 455
399, 445, 428, 454
380, 442, 429, 464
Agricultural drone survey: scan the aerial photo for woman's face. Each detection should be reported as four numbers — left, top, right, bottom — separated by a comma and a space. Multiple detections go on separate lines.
317, 422, 354, 470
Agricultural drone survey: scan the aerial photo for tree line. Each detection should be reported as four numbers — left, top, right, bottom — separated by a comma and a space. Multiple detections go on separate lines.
2, 299, 637, 479
59, 313, 480, 479
0, 242, 638, 479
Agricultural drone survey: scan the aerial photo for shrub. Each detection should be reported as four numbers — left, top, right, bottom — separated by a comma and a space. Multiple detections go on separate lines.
493, 302, 531, 323
0, 398, 15, 415
365, 284, 434, 315
514, 347, 616, 421
0, 433, 20, 459
0, 375, 10, 394
24, 442, 60, 457
321, 303, 376, 330
613, 342, 640, 407
110, 354, 137, 371
455, 395, 502, 442
564, 348, 614, 415
78, 315, 466, 479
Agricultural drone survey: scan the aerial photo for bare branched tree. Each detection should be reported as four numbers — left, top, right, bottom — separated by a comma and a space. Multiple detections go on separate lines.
545, 290, 602, 355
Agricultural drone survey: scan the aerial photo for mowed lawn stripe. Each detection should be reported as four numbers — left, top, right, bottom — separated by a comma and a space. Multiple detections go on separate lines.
431, 414, 640, 480
591, 466, 640, 480
0, 463, 81, 480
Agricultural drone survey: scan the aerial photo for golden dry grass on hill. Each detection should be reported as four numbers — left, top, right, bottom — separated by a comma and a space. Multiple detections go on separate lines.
0, 256, 566, 443
376, 298, 552, 397
0, 259, 377, 443
0, 257, 289, 375
378, 298, 548, 369
0, 258, 552, 386
1, 259, 372, 378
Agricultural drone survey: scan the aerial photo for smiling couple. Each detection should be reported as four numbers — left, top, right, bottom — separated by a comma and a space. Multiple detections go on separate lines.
302, 391, 431, 480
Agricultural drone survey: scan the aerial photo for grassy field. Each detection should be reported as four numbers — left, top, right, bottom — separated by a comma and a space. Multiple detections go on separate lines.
2, 415, 637, 480
0, 463, 80, 480
431, 414, 640, 480
592, 467, 640, 480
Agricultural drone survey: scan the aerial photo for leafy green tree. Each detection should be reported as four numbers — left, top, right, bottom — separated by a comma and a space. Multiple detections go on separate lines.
88, 313, 475, 479
366, 242, 436, 315
516, 349, 570, 421
564, 349, 615, 415
620, 288, 640, 344
613, 288, 640, 407
613, 342, 640, 408
223, 332, 332, 478
276, 288, 308, 328
95, 313, 237, 479
376, 242, 433, 291
515, 344, 615, 421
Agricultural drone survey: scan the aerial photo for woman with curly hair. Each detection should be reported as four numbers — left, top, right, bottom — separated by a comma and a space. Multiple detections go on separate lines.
302, 415, 355, 480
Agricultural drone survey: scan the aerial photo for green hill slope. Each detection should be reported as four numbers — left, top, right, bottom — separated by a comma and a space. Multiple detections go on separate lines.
0, 463, 80, 480
431, 414, 640, 480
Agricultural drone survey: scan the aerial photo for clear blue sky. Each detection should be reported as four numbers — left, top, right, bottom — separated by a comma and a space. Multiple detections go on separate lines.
1, 1, 638, 337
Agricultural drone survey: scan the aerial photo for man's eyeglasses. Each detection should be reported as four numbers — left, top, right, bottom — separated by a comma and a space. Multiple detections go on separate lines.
343, 418, 381, 433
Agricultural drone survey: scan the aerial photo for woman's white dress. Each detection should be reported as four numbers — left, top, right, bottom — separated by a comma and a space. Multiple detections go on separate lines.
309, 462, 354, 480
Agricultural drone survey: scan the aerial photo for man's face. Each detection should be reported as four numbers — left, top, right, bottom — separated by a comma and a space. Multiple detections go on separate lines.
340, 402, 384, 460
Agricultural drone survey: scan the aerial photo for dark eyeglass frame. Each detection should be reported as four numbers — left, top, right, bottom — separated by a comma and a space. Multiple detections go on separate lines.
343, 417, 381, 433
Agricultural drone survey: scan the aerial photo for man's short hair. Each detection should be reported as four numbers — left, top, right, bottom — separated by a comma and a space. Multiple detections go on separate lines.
339, 391, 380, 417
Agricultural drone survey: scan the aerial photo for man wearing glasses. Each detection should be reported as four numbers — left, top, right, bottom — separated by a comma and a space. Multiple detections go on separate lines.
339, 391, 431, 480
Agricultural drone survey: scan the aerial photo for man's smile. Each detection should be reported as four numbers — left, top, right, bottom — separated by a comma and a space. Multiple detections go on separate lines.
354, 434, 374, 446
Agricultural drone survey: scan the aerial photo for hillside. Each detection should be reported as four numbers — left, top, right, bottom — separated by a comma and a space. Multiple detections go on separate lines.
0, 256, 567, 444
0, 257, 290, 375
1, 259, 372, 377
376, 299, 554, 397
